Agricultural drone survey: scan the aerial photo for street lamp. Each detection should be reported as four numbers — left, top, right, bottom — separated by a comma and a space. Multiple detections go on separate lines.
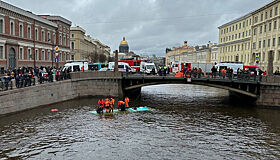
48, 38, 54, 68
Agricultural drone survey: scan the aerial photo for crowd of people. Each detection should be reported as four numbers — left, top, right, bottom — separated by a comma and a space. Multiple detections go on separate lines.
96, 97, 130, 114
0, 66, 71, 91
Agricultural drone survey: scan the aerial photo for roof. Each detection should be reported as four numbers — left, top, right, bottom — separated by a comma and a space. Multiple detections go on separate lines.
0, 1, 57, 28
40, 15, 72, 26
218, 13, 252, 29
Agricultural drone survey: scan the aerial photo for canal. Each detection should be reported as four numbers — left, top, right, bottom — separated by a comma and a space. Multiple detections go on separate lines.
0, 84, 280, 159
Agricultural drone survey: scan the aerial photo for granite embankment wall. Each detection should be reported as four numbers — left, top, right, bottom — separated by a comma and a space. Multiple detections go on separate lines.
0, 72, 123, 116
257, 76, 280, 107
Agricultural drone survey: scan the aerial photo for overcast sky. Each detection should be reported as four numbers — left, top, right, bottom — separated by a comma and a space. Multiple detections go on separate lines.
4, 0, 272, 56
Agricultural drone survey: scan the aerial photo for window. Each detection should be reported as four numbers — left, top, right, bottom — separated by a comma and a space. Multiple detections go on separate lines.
72, 34, 74, 38
59, 35, 62, 45
229, 27, 231, 32
0, 46, 3, 59
268, 39, 271, 47
35, 49, 38, 60
255, 16, 258, 23
239, 23, 241, 29
276, 7, 278, 16
71, 55, 74, 60
242, 32, 244, 37
19, 24, 23, 37
269, 23, 272, 31
19, 47, 23, 60
28, 26, 31, 39
264, 24, 267, 32
249, 19, 252, 25
243, 21, 245, 28
63, 36, 66, 45
28, 48, 32, 60
232, 25, 234, 31
236, 24, 238, 30
270, 9, 273, 17
260, 26, 263, 34
42, 30, 45, 42
10, 21, 14, 35
71, 42, 74, 50
0, 19, 3, 34
53, 34, 56, 44
235, 34, 237, 39
259, 41, 261, 48
273, 38, 276, 46
254, 28, 257, 35
41, 50, 45, 61
239, 33, 241, 38
261, 13, 264, 21
47, 51, 50, 61
35, 28, 38, 40
274, 21, 277, 29
47, 32, 50, 42
265, 11, 268, 19
263, 40, 266, 47
246, 20, 248, 26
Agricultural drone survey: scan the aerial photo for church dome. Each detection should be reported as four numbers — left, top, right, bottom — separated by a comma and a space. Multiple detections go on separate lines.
120, 37, 128, 45
119, 37, 129, 54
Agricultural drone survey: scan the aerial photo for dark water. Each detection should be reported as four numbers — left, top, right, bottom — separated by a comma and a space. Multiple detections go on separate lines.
1, 84, 280, 160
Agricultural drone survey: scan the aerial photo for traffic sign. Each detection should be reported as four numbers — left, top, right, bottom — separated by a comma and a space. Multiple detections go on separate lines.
55, 57, 59, 63
55, 46, 59, 52
256, 61, 259, 64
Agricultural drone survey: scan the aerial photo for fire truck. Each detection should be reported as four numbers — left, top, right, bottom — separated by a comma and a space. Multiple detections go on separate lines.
119, 59, 145, 72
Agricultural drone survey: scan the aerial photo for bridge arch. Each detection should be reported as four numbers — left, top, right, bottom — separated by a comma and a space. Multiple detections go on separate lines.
124, 80, 258, 98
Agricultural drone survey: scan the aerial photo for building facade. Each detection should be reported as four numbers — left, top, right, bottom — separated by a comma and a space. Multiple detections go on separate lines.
0, 1, 72, 70
218, 13, 253, 65
165, 41, 194, 66
218, 0, 280, 72
70, 26, 110, 62
251, 0, 280, 71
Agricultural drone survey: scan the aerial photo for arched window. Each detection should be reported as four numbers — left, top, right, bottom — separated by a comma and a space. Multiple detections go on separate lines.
71, 42, 74, 50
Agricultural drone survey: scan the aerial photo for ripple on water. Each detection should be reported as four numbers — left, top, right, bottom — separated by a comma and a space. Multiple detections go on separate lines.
0, 84, 280, 159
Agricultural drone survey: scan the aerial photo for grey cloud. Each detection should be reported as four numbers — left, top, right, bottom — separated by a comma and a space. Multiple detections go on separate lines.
5, 0, 273, 56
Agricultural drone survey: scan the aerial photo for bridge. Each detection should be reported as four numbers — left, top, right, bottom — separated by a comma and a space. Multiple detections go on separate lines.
122, 75, 260, 98
1, 71, 280, 116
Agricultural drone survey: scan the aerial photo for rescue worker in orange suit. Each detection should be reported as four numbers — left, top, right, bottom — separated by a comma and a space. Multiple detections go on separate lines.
96, 99, 104, 114
110, 98, 115, 112
125, 97, 130, 108
104, 98, 111, 113
118, 101, 126, 111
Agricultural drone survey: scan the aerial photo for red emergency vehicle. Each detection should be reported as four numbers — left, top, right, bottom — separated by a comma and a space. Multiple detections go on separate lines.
119, 59, 145, 72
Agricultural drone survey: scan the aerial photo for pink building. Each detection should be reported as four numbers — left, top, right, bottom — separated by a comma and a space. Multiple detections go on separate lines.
0, 1, 72, 70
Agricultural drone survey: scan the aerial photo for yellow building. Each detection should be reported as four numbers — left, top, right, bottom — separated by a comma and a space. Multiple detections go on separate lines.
218, 14, 253, 65
70, 26, 110, 62
165, 41, 194, 66
251, 0, 280, 71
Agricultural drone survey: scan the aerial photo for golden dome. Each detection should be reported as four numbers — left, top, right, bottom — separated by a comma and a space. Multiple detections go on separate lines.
120, 37, 128, 45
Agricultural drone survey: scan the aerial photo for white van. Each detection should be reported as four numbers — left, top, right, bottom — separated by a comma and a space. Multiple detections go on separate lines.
108, 62, 136, 73
140, 62, 157, 74
62, 61, 88, 72
215, 62, 243, 74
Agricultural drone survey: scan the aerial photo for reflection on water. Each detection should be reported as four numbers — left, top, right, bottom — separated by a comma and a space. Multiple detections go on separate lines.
0, 84, 280, 159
